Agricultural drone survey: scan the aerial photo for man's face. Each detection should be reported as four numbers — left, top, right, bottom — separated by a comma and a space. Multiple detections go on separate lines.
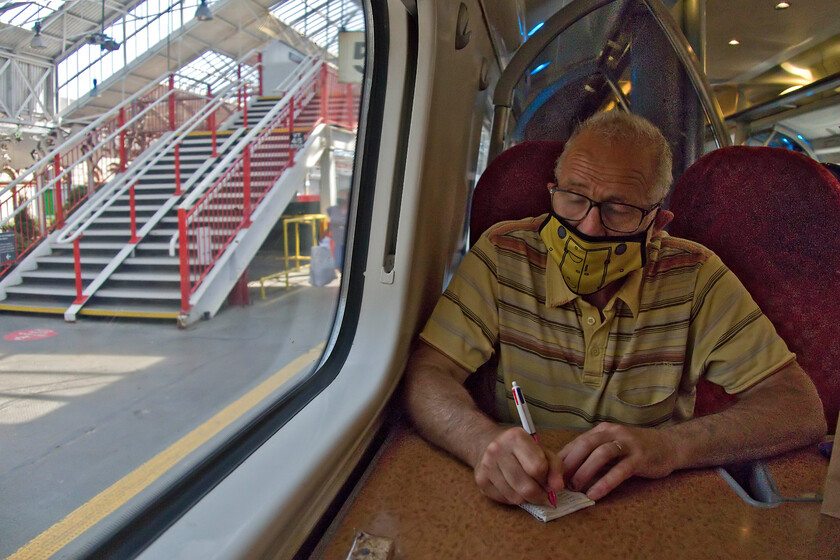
551, 131, 659, 238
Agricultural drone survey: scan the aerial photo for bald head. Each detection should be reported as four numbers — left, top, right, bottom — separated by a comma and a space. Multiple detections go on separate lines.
555, 112, 673, 203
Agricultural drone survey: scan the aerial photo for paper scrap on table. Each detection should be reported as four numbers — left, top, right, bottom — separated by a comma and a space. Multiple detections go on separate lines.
519, 489, 595, 522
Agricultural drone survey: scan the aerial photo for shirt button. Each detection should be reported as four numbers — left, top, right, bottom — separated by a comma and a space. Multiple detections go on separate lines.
586, 316, 596, 326
591, 348, 600, 356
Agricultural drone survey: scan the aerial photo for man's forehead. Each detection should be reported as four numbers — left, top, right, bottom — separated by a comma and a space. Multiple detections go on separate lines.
557, 134, 657, 201
567, 131, 654, 160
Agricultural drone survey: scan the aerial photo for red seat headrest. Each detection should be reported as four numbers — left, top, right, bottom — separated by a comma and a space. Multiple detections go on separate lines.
470, 141, 565, 246
670, 146, 840, 430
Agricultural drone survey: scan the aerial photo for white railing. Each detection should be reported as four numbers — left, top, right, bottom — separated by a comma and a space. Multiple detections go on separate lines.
55, 77, 246, 244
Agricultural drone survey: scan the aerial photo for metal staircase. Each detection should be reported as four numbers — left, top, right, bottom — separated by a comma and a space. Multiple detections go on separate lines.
0, 58, 359, 324
0, 131, 241, 317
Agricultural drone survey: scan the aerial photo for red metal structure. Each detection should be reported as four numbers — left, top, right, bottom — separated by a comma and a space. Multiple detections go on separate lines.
177, 62, 357, 315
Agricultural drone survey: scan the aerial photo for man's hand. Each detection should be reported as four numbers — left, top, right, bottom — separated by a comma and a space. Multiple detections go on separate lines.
474, 427, 565, 506
557, 422, 678, 501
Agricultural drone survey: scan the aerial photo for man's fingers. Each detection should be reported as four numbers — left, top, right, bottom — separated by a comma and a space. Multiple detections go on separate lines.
485, 464, 523, 504
498, 450, 549, 505
558, 434, 610, 484
546, 449, 566, 492
569, 439, 625, 492
585, 459, 634, 501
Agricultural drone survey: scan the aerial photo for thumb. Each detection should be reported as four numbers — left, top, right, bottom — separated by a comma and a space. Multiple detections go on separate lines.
546, 450, 565, 492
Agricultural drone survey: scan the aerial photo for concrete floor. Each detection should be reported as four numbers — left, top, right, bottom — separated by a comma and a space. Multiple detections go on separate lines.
0, 268, 341, 559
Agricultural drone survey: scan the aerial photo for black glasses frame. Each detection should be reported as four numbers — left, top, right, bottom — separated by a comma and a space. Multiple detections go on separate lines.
549, 187, 660, 233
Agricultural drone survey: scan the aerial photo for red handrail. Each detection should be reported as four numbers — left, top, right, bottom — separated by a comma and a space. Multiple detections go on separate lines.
72, 237, 87, 304
0, 78, 236, 279
129, 183, 140, 243
176, 62, 360, 314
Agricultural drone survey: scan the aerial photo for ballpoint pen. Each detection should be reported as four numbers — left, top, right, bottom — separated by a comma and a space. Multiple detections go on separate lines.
511, 381, 557, 507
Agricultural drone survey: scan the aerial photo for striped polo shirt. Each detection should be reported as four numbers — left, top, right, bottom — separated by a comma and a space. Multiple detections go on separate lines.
419, 214, 794, 429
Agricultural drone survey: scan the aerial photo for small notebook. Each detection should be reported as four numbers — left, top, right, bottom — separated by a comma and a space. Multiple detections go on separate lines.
519, 490, 595, 522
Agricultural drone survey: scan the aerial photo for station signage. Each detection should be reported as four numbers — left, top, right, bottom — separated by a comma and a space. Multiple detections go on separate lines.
0, 231, 15, 263
338, 31, 365, 84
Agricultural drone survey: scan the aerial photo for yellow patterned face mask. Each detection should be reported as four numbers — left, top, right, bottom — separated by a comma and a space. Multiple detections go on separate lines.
539, 214, 648, 295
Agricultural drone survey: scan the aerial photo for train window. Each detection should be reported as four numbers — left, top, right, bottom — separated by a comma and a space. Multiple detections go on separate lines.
0, 2, 368, 558
497, 0, 719, 181
744, 127, 818, 159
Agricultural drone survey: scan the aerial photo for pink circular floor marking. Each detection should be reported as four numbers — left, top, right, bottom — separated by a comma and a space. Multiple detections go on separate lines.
4, 328, 59, 341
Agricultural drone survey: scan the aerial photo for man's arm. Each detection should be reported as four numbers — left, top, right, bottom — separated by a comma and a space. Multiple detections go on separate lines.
403, 341, 565, 505
558, 361, 827, 500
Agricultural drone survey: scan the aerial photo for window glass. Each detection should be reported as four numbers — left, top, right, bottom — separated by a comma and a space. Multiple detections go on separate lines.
503, 0, 717, 182
0, 2, 366, 557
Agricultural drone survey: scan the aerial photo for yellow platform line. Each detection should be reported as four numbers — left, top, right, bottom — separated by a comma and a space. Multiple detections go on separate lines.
186, 130, 234, 137
7, 342, 326, 560
77, 309, 180, 319
0, 304, 65, 315
240, 126, 313, 134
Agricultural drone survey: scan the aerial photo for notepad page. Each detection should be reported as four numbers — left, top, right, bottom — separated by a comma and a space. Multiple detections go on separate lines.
519, 490, 595, 522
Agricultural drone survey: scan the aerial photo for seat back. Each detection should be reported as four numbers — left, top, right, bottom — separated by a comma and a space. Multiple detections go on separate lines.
470, 141, 564, 245
669, 146, 840, 431
465, 141, 563, 415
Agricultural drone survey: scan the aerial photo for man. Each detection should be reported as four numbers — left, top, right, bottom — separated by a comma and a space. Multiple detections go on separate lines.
403, 112, 826, 508
326, 190, 349, 270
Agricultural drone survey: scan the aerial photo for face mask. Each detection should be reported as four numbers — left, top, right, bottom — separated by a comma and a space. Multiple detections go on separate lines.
539, 213, 648, 295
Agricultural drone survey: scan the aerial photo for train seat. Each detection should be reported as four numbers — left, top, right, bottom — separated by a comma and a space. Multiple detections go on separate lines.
669, 146, 840, 432
465, 141, 563, 413
823, 162, 840, 183
470, 140, 564, 245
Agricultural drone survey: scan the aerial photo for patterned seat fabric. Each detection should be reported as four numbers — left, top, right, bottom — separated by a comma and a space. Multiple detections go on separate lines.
470, 141, 564, 246
467, 141, 564, 414
669, 146, 840, 431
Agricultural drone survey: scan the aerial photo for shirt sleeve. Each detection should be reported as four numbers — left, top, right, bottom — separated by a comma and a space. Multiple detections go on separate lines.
685, 254, 795, 394
419, 232, 500, 373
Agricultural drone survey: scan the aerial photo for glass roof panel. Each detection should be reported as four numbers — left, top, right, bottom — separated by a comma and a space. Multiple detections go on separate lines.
174, 50, 257, 95
0, 0, 64, 28
270, 0, 363, 56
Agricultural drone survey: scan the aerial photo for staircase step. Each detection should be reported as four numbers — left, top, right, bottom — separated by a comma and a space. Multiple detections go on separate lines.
75, 228, 131, 237
135, 242, 174, 251
50, 241, 124, 251
95, 287, 181, 300
0, 297, 69, 314
78, 302, 180, 319
22, 269, 98, 280
5, 284, 79, 297
124, 256, 179, 265
110, 271, 180, 282
39, 255, 112, 264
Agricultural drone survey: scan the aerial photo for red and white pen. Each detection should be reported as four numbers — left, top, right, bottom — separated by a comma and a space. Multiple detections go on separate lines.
511, 381, 557, 507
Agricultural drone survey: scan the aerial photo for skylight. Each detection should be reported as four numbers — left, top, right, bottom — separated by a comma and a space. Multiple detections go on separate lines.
270, 0, 364, 56
0, 0, 64, 28
174, 51, 258, 96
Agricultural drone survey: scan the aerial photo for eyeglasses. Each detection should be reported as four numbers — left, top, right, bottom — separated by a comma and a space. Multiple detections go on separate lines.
549, 187, 659, 234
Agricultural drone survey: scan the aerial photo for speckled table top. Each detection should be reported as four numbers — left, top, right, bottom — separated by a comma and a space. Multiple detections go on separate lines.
319, 424, 840, 560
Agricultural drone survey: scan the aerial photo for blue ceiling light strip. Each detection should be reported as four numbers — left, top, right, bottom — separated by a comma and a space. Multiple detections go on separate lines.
527, 22, 544, 37
530, 62, 550, 75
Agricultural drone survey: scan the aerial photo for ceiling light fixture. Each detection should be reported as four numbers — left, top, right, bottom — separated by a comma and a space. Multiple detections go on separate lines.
30, 21, 46, 49
781, 62, 813, 82
780, 84, 803, 95
88, 32, 120, 52
729, 39, 740, 45
86, 0, 120, 52
195, 0, 213, 21
775, 2, 790, 10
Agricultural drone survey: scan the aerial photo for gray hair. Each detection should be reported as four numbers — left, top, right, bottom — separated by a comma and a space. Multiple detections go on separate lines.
554, 111, 673, 202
